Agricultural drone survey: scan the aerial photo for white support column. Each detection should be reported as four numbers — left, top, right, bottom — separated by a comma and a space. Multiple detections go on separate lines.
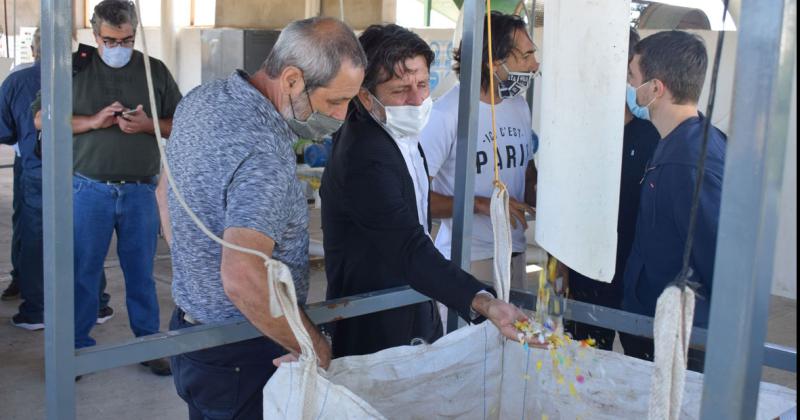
160, 0, 191, 81
305, 0, 321, 18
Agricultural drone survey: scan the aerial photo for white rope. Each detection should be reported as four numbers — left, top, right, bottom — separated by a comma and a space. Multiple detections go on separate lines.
490, 185, 512, 303
648, 285, 695, 420
132, 1, 319, 417
485, 0, 512, 304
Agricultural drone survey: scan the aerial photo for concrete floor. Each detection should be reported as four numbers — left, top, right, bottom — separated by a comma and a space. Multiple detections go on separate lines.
0, 146, 795, 419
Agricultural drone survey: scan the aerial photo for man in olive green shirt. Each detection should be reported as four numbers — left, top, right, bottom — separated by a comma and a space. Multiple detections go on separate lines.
36, 0, 181, 376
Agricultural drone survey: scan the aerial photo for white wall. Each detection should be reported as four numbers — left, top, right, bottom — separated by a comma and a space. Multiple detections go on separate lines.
176, 27, 202, 94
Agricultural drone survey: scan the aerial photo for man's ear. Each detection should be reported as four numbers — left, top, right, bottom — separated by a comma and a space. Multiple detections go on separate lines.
490, 59, 504, 77
356, 87, 373, 112
652, 79, 666, 99
279, 66, 305, 97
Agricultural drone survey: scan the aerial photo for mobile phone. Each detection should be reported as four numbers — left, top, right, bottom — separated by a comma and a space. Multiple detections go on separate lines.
114, 110, 137, 117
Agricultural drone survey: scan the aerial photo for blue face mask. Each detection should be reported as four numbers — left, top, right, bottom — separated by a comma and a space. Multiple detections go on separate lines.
101, 45, 133, 68
626, 82, 653, 120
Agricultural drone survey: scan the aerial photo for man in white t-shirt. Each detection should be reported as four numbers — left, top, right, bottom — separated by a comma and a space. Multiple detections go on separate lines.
421, 11, 539, 290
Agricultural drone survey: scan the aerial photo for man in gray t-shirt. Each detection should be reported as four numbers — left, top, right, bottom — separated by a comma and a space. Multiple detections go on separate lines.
164, 17, 366, 419
168, 69, 312, 320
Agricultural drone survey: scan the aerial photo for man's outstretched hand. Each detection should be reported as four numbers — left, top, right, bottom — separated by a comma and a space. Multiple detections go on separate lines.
470, 293, 547, 348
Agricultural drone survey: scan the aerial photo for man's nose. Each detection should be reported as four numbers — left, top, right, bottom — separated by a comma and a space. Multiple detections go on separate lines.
529, 57, 541, 74
330, 103, 349, 121
406, 87, 426, 106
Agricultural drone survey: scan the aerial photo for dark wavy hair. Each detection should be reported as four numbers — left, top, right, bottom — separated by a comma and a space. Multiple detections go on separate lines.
358, 24, 435, 93
453, 11, 527, 92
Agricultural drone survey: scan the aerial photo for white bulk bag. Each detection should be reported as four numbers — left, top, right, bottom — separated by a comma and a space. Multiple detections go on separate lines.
262, 181, 795, 419
264, 318, 796, 419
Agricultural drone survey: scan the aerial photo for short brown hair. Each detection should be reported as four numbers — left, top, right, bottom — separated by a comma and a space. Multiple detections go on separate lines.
633, 30, 708, 104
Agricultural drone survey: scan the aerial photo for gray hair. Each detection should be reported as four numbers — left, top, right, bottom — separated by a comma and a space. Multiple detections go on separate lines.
32, 27, 40, 59
263, 17, 367, 92
90, 0, 138, 34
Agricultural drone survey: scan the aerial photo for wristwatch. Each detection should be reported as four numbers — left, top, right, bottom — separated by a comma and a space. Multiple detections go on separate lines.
469, 289, 495, 321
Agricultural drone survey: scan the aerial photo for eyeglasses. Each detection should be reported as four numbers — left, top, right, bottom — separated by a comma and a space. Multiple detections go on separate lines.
99, 36, 135, 48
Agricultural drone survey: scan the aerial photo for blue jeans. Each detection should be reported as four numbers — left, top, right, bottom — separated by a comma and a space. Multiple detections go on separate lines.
73, 175, 160, 348
17, 169, 42, 321
16, 171, 110, 323
10, 156, 22, 283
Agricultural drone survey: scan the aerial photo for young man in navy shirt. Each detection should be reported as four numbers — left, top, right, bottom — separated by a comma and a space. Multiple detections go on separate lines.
621, 30, 726, 371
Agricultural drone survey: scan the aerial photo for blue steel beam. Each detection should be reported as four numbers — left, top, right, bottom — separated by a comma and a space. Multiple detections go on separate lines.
41, 0, 76, 418
74, 287, 796, 375
448, 0, 486, 333
700, 0, 797, 417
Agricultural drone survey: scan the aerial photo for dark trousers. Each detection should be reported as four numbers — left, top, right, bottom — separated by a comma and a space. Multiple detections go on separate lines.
16, 171, 109, 323
10, 156, 22, 283
565, 319, 616, 351
620, 332, 706, 373
169, 308, 285, 420
564, 269, 620, 351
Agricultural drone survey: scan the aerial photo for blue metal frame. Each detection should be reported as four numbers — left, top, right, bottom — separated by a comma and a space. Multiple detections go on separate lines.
700, 0, 797, 418
448, 0, 485, 332
72, 286, 796, 377
41, 0, 76, 418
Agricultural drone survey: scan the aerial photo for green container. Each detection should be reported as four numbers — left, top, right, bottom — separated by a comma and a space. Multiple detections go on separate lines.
452, 0, 522, 14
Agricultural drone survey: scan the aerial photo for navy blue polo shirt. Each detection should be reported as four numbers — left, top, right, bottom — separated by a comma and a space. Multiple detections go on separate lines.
568, 117, 660, 307
0, 61, 41, 172
622, 114, 726, 327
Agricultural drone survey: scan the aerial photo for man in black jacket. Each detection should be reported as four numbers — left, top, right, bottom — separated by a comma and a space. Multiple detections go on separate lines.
321, 24, 529, 358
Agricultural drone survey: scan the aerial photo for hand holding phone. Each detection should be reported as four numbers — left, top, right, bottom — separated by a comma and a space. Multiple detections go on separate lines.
117, 105, 150, 134
114, 109, 137, 119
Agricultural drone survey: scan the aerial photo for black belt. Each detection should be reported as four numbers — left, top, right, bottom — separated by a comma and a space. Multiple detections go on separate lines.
98, 178, 154, 185
76, 173, 155, 185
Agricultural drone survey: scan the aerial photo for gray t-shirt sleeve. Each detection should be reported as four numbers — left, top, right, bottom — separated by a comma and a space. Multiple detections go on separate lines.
224, 149, 292, 243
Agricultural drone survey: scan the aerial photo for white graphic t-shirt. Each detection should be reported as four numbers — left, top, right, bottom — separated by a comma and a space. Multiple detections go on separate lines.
421, 84, 536, 261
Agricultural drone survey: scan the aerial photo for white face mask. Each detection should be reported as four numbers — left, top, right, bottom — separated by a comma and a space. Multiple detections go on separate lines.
371, 94, 433, 140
